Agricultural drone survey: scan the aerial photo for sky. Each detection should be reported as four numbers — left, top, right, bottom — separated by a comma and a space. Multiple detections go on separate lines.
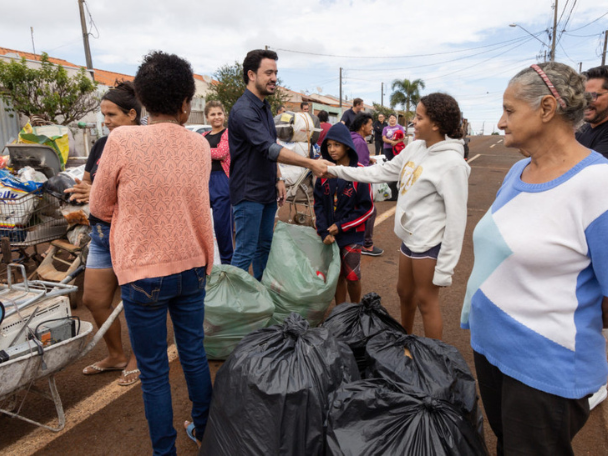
1, 0, 608, 134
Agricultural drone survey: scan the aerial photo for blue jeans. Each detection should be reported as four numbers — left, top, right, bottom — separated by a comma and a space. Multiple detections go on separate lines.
121, 267, 212, 456
209, 170, 234, 265
231, 200, 276, 281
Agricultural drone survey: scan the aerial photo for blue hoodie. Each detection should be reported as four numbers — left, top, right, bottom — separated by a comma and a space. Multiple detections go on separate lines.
313, 123, 374, 248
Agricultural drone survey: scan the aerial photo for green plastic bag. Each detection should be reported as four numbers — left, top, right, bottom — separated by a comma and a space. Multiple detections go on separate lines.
203, 265, 275, 360
262, 221, 340, 327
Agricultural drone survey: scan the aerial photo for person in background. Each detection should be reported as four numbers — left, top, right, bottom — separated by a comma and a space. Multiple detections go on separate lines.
576, 65, 608, 157
90, 51, 214, 453
350, 112, 383, 257
382, 113, 406, 161
203, 100, 233, 264
340, 97, 364, 129
382, 113, 406, 200
314, 123, 374, 304
327, 93, 470, 339
461, 62, 608, 455
65, 81, 141, 387
301, 101, 310, 112
228, 49, 331, 280
373, 113, 388, 156
318, 110, 331, 145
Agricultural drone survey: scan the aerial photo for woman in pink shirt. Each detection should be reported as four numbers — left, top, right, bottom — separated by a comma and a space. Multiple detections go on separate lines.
202, 100, 233, 264
90, 51, 214, 454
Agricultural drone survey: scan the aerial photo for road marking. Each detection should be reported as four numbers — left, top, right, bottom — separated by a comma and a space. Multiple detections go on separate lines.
489, 144, 496, 148
4, 344, 179, 456
375, 206, 396, 227
497, 139, 503, 144
468, 154, 481, 163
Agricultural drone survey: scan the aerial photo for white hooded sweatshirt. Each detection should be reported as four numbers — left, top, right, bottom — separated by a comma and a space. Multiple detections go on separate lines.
327, 137, 470, 286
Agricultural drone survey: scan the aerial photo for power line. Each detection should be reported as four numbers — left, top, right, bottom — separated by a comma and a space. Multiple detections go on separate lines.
269, 35, 534, 60
346, 35, 535, 72
566, 11, 608, 32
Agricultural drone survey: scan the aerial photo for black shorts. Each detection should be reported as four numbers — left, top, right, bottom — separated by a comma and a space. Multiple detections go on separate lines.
400, 243, 441, 260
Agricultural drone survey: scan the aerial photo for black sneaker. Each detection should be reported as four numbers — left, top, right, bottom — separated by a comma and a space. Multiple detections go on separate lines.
362, 246, 384, 256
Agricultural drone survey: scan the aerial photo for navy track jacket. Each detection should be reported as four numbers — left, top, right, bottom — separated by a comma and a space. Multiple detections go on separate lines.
314, 123, 373, 248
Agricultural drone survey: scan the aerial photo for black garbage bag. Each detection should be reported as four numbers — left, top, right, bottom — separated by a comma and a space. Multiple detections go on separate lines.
326, 378, 488, 456
321, 292, 406, 374
199, 312, 360, 456
42, 174, 77, 204
365, 330, 485, 444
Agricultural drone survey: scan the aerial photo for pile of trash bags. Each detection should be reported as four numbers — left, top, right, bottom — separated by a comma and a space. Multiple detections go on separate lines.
200, 313, 359, 455
200, 294, 488, 456
262, 222, 341, 326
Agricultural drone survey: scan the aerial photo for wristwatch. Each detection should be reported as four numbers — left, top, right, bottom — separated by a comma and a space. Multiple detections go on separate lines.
276, 177, 285, 183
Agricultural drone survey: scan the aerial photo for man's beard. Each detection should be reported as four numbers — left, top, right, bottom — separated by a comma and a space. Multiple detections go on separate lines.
256, 80, 275, 97
586, 105, 608, 126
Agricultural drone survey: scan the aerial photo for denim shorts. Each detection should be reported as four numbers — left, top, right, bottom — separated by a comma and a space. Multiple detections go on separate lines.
86, 223, 113, 269
400, 243, 441, 260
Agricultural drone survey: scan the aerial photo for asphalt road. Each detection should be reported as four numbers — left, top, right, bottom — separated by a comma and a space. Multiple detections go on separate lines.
1, 136, 607, 455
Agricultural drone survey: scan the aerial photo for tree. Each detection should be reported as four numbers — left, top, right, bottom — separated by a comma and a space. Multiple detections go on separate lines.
206, 61, 289, 117
0, 53, 100, 125
390, 78, 425, 122
372, 103, 394, 120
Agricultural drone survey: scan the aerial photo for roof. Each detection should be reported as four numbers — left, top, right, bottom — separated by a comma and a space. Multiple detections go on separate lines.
0, 46, 214, 88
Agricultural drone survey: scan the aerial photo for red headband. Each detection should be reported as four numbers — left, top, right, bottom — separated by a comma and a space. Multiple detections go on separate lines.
530, 64, 567, 109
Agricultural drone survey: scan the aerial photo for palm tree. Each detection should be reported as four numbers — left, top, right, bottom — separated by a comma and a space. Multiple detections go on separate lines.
390, 78, 426, 121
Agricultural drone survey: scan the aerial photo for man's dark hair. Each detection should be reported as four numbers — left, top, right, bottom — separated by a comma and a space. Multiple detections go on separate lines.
134, 51, 195, 116
318, 110, 329, 122
300, 102, 309, 110
102, 80, 142, 124
353, 98, 363, 107
583, 65, 608, 91
351, 112, 373, 132
242, 49, 278, 84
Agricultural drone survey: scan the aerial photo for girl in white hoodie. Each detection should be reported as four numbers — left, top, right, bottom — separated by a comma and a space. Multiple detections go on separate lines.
326, 93, 470, 339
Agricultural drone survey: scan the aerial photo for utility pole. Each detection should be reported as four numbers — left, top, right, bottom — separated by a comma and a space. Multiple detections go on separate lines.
381, 82, 384, 107
78, 0, 94, 72
339, 67, 343, 109
550, 0, 558, 62
602, 31, 607, 66
579, 62, 582, 73
265, 45, 269, 50
30, 27, 36, 56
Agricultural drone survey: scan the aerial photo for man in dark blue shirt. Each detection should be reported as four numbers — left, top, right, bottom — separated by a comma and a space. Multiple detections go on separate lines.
340, 98, 364, 129
229, 49, 332, 280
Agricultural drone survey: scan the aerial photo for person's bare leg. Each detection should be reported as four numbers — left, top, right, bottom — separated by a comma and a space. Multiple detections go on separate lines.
346, 280, 361, 304
412, 258, 442, 339
397, 254, 416, 333
335, 275, 347, 305
82, 267, 127, 371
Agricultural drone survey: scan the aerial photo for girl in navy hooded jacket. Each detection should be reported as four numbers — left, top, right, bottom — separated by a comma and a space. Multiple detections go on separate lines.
314, 123, 374, 304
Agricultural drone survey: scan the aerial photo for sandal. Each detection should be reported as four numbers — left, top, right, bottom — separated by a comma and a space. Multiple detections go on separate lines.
117, 369, 140, 386
184, 421, 201, 448
83, 361, 127, 375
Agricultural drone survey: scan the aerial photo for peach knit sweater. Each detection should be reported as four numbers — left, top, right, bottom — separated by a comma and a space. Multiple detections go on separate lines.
90, 124, 214, 285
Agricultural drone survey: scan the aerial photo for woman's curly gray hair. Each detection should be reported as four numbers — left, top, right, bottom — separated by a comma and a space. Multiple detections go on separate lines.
508, 62, 590, 126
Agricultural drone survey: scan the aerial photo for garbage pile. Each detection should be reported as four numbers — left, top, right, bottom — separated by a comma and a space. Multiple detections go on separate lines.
200, 313, 359, 455
199, 294, 488, 456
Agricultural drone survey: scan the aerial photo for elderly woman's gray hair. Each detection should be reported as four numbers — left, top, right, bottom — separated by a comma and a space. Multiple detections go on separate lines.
508, 62, 589, 126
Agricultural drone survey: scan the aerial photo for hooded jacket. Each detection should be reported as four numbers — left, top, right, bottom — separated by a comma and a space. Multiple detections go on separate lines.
314, 123, 374, 248
327, 137, 470, 287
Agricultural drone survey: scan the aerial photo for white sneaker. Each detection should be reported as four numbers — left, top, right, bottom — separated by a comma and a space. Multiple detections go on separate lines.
589, 384, 607, 410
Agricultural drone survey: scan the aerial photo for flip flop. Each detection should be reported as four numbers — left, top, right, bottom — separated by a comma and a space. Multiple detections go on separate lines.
184, 421, 201, 448
82, 362, 127, 375
117, 369, 140, 387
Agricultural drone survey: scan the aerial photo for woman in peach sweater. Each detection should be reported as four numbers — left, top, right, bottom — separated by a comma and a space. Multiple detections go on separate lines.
90, 51, 214, 454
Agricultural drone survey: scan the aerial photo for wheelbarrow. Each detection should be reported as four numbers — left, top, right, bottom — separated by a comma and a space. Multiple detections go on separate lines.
0, 264, 123, 431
